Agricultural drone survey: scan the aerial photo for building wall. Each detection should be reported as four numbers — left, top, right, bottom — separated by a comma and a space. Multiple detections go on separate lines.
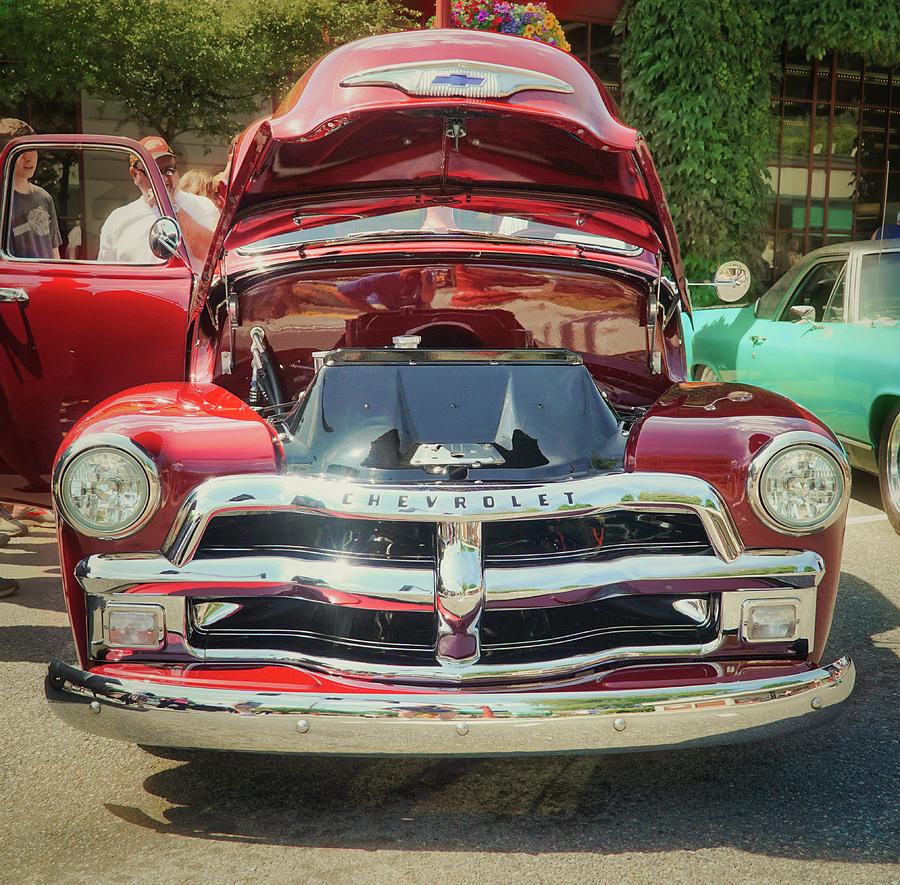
78, 93, 268, 176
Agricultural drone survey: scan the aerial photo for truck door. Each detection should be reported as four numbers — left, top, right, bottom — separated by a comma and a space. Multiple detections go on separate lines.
0, 135, 196, 505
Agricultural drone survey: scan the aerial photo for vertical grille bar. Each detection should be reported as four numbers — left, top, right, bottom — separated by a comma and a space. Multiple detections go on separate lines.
436, 521, 484, 665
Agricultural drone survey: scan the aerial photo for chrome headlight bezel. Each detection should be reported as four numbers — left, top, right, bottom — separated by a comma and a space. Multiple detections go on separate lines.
53, 433, 161, 539
747, 431, 850, 535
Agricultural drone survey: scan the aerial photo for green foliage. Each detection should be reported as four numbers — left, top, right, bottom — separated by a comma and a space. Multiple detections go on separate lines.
1, 0, 416, 142
776, 0, 900, 65
616, 0, 900, 285
616, 0, 775, 276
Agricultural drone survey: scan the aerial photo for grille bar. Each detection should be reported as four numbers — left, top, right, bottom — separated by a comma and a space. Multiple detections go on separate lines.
194, 510, 713, 563
163, 471, 743, 566
83, 585, 819, 685
82, 472, 823, 682
78, 549, 824, 607
188, 593, 718, 669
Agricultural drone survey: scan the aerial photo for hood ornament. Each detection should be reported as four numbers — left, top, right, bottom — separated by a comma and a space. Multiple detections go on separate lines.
341, 60, 574, 99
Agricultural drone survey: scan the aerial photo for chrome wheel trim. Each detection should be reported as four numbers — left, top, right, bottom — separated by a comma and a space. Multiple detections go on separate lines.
698, 365, 718, 382
887, 412, 900, 512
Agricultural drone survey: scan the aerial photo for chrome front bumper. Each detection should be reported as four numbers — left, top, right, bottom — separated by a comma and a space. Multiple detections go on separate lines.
46, 656, 855, 756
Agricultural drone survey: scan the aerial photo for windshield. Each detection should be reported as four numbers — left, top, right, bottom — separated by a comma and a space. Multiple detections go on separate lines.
859, 251, 900, 321
237, 208, 644, 256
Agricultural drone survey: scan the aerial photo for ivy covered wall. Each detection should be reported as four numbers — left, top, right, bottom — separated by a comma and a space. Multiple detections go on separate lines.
616, 0, 900, 284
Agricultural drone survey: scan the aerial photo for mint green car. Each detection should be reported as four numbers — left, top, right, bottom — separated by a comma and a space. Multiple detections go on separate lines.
687, 241, 900, 531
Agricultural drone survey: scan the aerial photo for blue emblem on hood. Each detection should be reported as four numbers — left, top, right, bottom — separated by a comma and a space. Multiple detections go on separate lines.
432, 73, 486, 87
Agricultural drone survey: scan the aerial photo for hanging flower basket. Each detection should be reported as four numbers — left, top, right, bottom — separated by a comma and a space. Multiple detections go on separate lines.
430, 1, 571, 52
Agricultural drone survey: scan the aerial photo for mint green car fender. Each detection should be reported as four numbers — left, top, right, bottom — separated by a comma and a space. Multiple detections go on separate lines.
688, 306, 900, 473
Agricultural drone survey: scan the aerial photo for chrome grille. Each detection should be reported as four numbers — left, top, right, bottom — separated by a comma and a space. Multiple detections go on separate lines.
152, 470, 744, 676
75, 471, 825, 683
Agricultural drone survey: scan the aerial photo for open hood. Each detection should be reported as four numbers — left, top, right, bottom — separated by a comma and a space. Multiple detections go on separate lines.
199, 31, 685, 307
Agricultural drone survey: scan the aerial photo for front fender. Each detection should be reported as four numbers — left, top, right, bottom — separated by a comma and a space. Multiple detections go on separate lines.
53, 382, 280, 666
625, 381, 848, 663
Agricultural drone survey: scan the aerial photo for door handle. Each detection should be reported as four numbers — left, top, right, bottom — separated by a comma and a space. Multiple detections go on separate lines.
0, 287, 28, 304
750, 335, 766, 345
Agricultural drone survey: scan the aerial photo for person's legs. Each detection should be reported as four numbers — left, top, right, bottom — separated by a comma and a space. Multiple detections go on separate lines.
0, 531, 18, 598
10, 504, 54, 525
0, 505, 28, 537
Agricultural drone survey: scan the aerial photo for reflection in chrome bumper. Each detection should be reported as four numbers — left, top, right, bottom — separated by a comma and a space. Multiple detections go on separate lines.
45, 657, 855, 757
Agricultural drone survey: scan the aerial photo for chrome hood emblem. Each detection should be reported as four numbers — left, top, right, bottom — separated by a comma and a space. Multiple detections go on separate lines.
341, 60, 575, 99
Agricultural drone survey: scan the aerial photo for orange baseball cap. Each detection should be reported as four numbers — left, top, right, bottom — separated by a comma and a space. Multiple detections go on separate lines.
130, 135, 175, 168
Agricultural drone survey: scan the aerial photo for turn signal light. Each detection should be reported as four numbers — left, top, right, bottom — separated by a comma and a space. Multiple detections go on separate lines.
103, 605, 165, 649
741, 601, 800, 642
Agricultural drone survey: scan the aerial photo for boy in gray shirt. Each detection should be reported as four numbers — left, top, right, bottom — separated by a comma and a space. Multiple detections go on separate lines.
1, 118, 61, 259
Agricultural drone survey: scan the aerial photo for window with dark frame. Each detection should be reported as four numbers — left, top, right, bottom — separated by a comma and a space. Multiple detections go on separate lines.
768, 50, 899, 278
561, 20, 623, 107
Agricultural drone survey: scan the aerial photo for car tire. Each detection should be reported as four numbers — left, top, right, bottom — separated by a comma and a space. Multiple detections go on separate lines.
877, 403, 900, 534
694, 365, 718, 382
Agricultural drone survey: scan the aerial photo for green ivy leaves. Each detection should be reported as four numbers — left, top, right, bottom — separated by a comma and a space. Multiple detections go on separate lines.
617, 0, 898, 304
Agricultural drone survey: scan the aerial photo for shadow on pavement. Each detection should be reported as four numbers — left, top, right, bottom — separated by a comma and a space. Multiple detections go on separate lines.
97, 575, 899, 864
0, 526, 66, 614
0, 625, 74, 663
850, 468, 883, 511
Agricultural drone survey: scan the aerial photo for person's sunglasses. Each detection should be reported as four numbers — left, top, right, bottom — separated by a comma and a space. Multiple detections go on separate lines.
131, 164, 177, 177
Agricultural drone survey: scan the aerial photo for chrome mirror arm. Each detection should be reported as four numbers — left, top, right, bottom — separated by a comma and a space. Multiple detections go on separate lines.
648, 264, 662, 374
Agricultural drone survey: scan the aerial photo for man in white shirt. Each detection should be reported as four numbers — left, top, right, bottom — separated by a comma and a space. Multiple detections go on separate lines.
98, 136, 219, 267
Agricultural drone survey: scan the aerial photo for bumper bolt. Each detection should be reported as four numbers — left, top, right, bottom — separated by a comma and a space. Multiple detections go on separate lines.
811, 697, 823, 710
456, 723, 469, 736
89, 701, 101, 715
297, 719, 310, 734
613, 718, 626, 732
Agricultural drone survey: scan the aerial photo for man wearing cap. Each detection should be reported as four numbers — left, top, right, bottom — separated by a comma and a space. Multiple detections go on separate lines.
98, 135, 218, 266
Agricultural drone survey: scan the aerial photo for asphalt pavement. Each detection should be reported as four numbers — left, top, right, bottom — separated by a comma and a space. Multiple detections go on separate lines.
1, 470, 897, 884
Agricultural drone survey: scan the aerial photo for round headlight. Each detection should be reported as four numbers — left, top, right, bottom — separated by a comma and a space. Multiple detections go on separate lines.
751, 439, 847, 533
56, 442, 159, 538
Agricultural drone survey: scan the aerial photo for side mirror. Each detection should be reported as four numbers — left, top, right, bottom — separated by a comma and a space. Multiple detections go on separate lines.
713, 261, 751, 303
789, 304, 816, 323
686, 260, 751, 302
149, 216, 182, 260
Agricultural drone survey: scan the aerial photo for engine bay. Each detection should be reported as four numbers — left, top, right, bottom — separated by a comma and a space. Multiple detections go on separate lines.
280, 348, 627, 483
